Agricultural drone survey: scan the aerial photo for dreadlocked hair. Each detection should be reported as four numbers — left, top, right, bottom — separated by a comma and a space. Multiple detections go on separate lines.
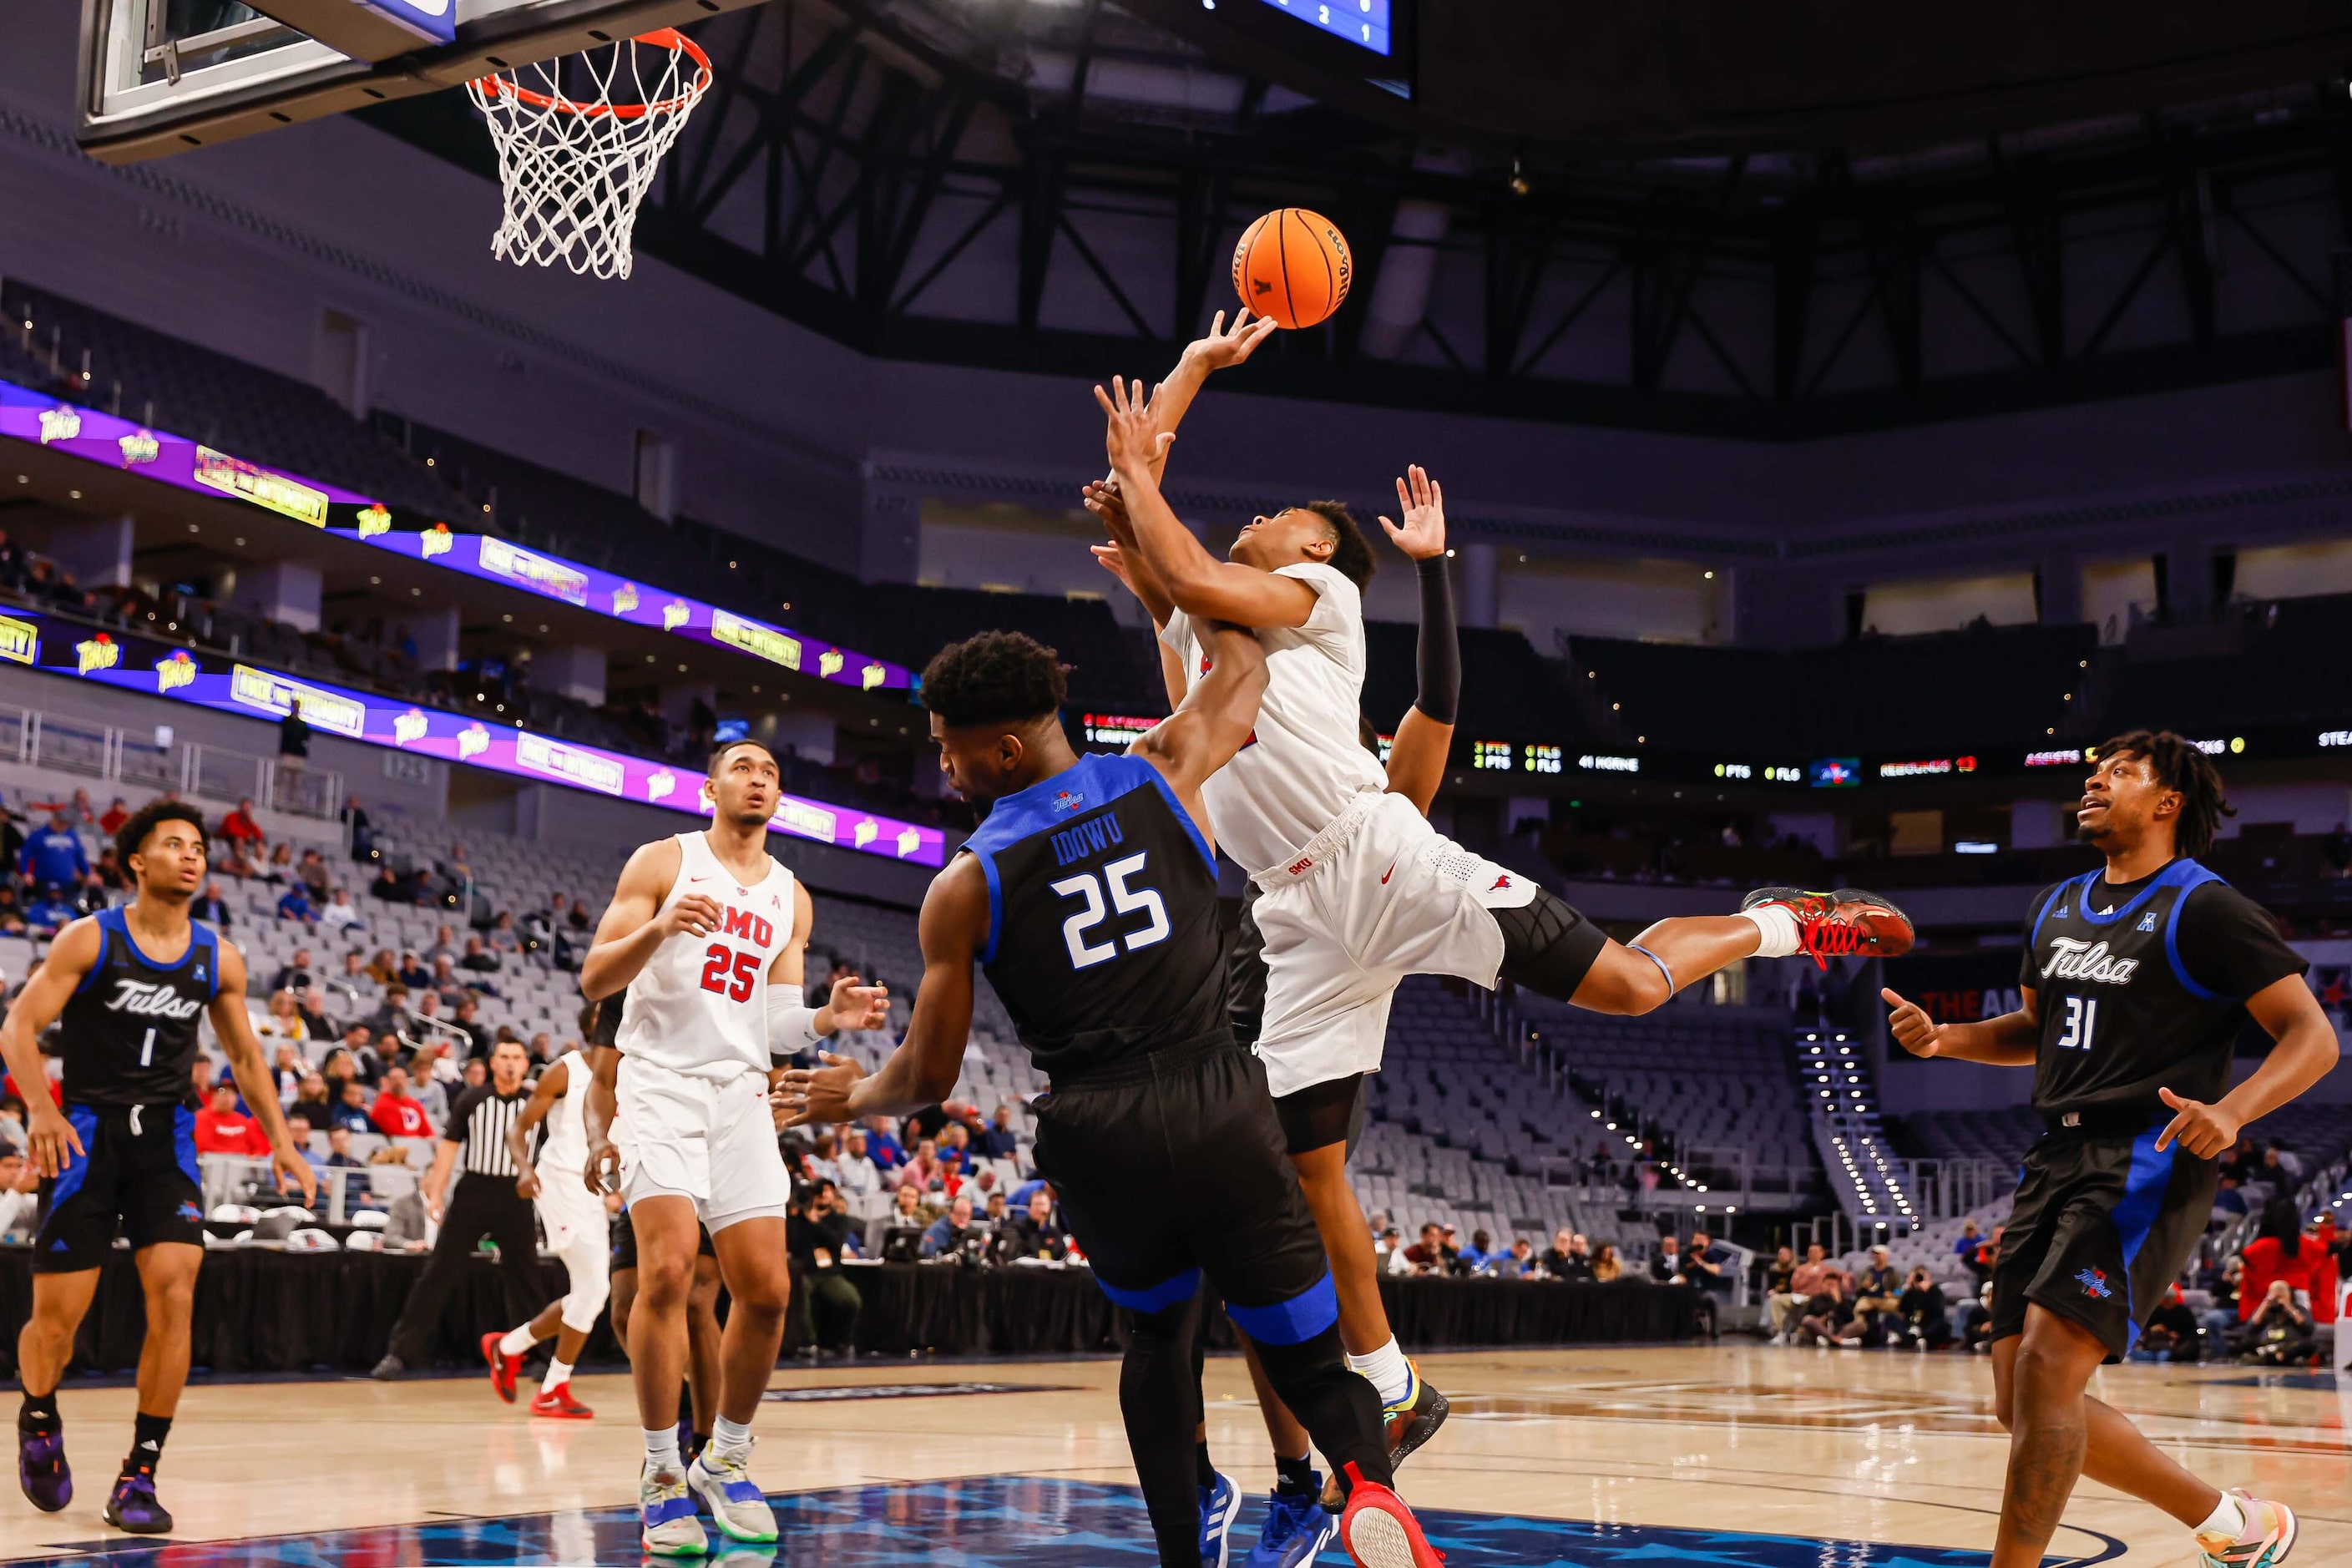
920, 630, 1070, 728
2096, 728, 2234, 858
1302, 500, 1378, 591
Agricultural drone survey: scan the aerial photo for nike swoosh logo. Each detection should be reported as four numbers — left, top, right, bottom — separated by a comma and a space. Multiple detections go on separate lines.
1380, 862, 1396, 884
687, 876, 713, 883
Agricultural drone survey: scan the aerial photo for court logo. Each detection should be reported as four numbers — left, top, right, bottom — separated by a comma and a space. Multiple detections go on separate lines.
2075, 1267, 2112, 1299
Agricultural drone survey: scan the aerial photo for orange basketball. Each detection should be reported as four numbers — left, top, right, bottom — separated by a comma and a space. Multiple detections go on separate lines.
1232, 208, 1352, 330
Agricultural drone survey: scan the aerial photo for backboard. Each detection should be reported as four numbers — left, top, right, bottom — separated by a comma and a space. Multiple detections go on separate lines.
75, 0, 763, 164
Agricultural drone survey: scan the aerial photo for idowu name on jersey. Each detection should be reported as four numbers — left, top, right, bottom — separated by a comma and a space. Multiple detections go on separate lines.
102, 979, 206, 1019
2040, 938, 2140, 985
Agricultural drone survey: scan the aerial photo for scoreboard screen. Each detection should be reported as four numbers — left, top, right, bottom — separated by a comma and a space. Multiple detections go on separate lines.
1256, 0, 1392, 57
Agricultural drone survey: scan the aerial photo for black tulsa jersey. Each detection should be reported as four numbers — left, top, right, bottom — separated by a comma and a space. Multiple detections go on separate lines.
2021, 857, 2305, 1119
58, 907, 222, 1106
962, 751, 1229, 1083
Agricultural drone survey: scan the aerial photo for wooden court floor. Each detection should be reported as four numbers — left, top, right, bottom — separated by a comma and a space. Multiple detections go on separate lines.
0, 1344, 2342, 1565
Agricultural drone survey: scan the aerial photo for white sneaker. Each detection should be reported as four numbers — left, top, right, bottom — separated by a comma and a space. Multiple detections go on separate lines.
640, 1463, 708, 1556
689, 1445, 779, 1543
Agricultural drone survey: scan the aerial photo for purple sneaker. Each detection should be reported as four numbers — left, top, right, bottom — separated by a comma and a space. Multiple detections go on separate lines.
104, 1468, 173, 1535
18, 1425, 70, 1513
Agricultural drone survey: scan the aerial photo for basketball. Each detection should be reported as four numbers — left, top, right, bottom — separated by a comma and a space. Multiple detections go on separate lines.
1232, 208, 1352, 329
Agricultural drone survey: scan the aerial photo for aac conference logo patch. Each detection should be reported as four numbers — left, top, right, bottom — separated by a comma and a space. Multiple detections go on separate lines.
2075, 1267, 2112, 1300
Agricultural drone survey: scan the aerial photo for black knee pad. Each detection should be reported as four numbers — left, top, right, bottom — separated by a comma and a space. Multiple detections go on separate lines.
1492, 887, 1609, 1001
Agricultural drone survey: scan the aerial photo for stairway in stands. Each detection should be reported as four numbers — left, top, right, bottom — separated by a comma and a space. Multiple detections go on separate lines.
1798, 1025, 1923, 1238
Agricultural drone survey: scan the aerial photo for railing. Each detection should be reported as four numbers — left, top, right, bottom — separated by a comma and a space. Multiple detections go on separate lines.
1894, 1157, 2015, 1222
0, 701, 341, 821
200, 1152, 421, 1227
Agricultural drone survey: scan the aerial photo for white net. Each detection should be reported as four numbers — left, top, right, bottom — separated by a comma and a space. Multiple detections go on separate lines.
466, 30, 713, 281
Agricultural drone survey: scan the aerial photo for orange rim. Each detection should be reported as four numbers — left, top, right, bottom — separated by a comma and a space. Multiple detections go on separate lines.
470, 28, 712, 121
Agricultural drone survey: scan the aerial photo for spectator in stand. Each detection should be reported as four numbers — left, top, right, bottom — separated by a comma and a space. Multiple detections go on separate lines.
979, 1105, 1020, 1161
256, 989, 309, 1044
1957, 1282, 1995, 1353
1404, 1222, 1454, 1276
193, 1080, 271, 1156
191, 878, 232, 929
19, 812, 88, 893
329, 1080, 374, 1135
0, 1149, 38, 1239
270, 949, 319, 995
0, 888, 28, 937
1854, 1246, 1903, 1341
1506, 1237, 1539, 1277
1952, 1219, 1985, 1269
1456, 1229, 1498, 1276
299, 984, 338, 1041
289, 1073, 332, 1128
1774, 1244, 1840, 1343
937, 1120, 974, 1170
834, 1128, 881, 1196
428, 955, 466, 1006
363, 984, 412, 1043
1896, 1267, 1953, 1350
1798, 1276, 1864, 1348
407, 1046, 454, 1127
297, 848, 331, 903
1684, 1231, 1732, 1295
423, 924, 459, 965
864, 1116, 906, 1173
219, 798, 264, 855
2213, 1174, 2248, 1218
371, 866, 412, 903
2128, 1284, 2201, 1363
278, 699, 310, 776
276, 881, 316, 924
1764, 1246, 1796, 1307
92, 847, 128, 893
1649, 1236, 1686, 1285
342, 794, 373, 862
2217, 1136, 2256, 1185
96, 797, 128, 837
888, 1184, 936, 1232
451, 996, 492, 1060
364, 948, 398, 986
919, 1195, 976, 1258
999, 1189, 1068, 1261
395, 951, 431, 989
270, 1042, 308, 1104
369, 1066, 432, 1137
22, 883, 78, 934
2238, 1196, 2331, 1323
321, 887, 365, 933
2260, 1145, 2302, 1183
459, 935, 502, 976
1590, 1243, 1624, 1283
787, 1180, 862, 1358
2239, 1280, 2318, 1366
1543, 1230, 1594, 1282
899, 1138, 943, 1194
284, 1114, 322, 1169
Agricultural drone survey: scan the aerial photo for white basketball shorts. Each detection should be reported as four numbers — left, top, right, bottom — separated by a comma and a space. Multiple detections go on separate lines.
1251, 790, 1539, 1099
533, 1171, 611, 1333
614, 1055, 792, 1233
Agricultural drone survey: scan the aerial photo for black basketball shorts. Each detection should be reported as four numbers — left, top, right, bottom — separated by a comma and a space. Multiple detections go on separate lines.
34, 1102, 205, 1273
1033, 1034, 1337, 1345
610, 1210, 717, 1272
1989, 1116, 2217, 1361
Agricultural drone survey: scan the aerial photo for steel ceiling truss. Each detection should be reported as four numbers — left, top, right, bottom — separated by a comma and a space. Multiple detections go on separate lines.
364, 2, 2352, 436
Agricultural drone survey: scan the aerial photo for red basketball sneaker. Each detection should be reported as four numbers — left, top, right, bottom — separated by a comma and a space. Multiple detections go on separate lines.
1741, 887, 1914, 969
530, 1383, 594, 1420
1336, 1464, 1444, 1567
481, 1332, 521, 1404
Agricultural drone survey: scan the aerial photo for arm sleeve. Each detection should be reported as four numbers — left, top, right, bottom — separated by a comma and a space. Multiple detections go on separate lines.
1411, 556, 1459, 726
2176, 884, 2309, 999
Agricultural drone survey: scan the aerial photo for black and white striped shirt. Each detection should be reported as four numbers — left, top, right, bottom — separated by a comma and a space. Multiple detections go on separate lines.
444, 1084, 530, 1179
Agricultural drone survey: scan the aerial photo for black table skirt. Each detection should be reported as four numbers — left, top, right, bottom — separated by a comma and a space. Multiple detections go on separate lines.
0, 1248, 1697, 1377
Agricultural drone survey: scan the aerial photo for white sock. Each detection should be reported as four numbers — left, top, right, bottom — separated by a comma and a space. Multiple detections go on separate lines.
1345, 1338, 1414, 1408
1740, 904, 1801, 959
2193, 1493, 2246, 1540
644, 1425, 681, 1474
498, 1324, 536, 1357
710, 1414, 754, 1464
543, 1358, 573, 1395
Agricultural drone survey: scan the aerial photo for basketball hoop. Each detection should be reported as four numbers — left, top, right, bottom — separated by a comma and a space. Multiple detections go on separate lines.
466, 29, 713, 281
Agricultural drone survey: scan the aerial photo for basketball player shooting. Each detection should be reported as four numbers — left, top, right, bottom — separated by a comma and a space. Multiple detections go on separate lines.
2, 802, 316, 1535
1090, 344, 1915, 1464
778, 387, 1449, 1568
580, 741, 888, 1556
482, 1034, 612, 1420
1883, 731, 2335, 1568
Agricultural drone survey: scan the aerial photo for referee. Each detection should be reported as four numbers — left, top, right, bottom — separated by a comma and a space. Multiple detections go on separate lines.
372, 1039, 540, 1379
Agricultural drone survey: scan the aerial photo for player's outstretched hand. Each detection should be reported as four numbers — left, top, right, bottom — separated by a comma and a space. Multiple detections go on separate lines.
775, 1051, 864, 1128
1378, 465, 1447, 561
1181, 309, 1278, 372
821, 975, 891, 1034
1095, 376, 1176, 477
660, 893, 726, 940
26, 1103, 83, 1180
584, 1136, 620, 1197
1882, 988, 1942, 1057
1083, 478, 1136, 542
272, 1139, 319, 1205
2154, 1087, 2240, 1158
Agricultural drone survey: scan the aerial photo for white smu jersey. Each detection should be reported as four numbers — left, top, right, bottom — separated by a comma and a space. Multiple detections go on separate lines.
615, 832, 797, 1080
535, 1048, 592, 1176
1161, 562, 1385, 875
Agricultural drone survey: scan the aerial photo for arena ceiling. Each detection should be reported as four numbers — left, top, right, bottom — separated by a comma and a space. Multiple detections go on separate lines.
362, 0, 2352, 437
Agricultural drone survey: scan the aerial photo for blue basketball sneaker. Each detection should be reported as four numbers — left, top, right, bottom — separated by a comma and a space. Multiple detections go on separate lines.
17, 1423, 69, 1512
1245, 1479, 1335, 1567
1199, 1469, 1242, 1567
103, 1468, 172, 1534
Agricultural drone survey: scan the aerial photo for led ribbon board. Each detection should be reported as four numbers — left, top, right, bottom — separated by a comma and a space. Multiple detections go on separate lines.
0, 610, 945, 867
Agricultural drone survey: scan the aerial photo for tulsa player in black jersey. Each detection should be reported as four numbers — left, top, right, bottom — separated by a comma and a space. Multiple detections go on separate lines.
782, 402, 1443, 1568
1884, 732, 2335, 1568
0, 801, 315, 1534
